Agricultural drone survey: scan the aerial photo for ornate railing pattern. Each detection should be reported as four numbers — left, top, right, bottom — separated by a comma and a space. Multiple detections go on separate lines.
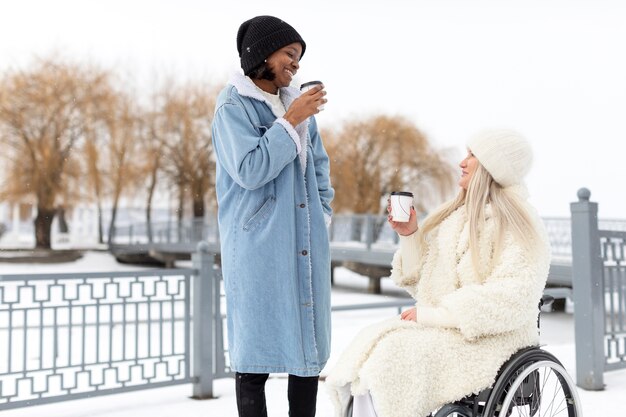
600, 231, 626, 371
0, 269, 195, 409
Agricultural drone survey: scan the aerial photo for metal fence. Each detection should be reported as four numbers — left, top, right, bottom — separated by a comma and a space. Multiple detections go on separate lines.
601, 231, 626, 372
0, 244, 230, 410
544, 216, 626, 259
110, 213, 590, 298
112, 218, 219, 246
112, 213, 626, 261
10, 189, 626, 401
571, 188, 626, 390
0, 242, 416, 410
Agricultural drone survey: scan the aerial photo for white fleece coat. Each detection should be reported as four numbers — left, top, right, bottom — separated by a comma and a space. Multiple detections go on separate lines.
325, 202, 551, 417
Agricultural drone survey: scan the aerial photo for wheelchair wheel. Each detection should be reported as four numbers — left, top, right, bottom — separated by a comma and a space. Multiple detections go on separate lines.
483, 349, 582, 417
432, 403, 473, 417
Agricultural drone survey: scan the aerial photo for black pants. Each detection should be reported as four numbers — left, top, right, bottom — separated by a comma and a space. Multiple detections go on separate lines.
235, 372, 318, 417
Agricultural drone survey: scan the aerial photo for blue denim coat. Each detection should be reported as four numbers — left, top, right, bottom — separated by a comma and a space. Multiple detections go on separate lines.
211, 73, 334, 376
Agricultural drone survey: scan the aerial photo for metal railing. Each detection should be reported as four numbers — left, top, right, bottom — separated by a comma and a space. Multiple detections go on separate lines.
0, 241, 419, 410
0, 244, 230, 410
543, 216, 626, 259
110, 195, 626, 392
5, 188, 626, 407
601, 231, 626, 371
109, 213, 608, 297
0, 269, 192, 409
111, 213, 626, 262
571, 188, 626, 390
112, 218, 219, 246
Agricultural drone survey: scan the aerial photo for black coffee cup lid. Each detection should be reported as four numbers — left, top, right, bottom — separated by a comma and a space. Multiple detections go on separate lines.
391, 191, 414, 197
300, 81, 323, 90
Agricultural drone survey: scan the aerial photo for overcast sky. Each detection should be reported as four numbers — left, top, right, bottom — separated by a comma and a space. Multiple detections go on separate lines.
1, 0, 626, 217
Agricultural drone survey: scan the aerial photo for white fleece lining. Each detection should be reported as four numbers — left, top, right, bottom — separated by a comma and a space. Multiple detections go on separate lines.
275, 117, 302, 154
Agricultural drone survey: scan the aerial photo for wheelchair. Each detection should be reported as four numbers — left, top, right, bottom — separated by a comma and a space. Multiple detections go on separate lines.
430, 346, 581, 416
346, 295, 583, 417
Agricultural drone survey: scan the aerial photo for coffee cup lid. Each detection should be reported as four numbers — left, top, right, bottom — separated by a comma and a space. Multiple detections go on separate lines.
391, 191, 414, 197
300, 80, 323, 90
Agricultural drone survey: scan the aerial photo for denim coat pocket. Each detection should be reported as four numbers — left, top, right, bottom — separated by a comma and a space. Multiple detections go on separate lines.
243, 195, 276, 232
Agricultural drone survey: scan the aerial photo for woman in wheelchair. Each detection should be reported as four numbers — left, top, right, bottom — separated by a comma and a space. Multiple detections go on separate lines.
326, 130, 576, 417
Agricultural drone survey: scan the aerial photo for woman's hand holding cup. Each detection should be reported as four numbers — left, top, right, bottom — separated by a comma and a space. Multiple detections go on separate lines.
387, 195, 418, 236
284, 81, 326, 127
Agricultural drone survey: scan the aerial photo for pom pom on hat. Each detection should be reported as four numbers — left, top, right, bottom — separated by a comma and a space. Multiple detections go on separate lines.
467, 129, 533, 187
236, 15, 306, 75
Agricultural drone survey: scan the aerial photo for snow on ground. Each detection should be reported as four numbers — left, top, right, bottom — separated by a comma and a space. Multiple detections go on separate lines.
0, 251, 624, 416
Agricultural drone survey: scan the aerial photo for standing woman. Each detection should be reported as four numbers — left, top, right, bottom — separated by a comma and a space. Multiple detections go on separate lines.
211, 15, 334, 417
325, 130, 551, 417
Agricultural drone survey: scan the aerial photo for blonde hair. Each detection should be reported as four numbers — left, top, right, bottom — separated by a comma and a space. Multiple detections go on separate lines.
418, 162, 540, 276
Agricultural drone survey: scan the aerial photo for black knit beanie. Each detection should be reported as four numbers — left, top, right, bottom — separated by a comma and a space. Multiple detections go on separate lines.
236, 15, 306, 75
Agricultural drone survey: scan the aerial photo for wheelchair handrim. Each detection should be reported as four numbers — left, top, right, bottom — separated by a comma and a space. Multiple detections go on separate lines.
483, 349, 563, 416
496, 360, 581, 417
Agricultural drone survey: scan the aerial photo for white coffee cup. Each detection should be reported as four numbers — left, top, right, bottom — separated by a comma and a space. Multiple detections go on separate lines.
390, 191, 414, 222
300, 80, 324, 111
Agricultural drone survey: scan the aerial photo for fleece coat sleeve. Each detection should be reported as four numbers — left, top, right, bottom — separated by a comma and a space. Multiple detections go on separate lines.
438, 234, 548, 341
389, 233, 422, 298
415, 305, 459, 328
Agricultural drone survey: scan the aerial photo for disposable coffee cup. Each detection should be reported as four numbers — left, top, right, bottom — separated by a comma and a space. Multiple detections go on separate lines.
300, 80, 324, 111
390, 191, 414, 222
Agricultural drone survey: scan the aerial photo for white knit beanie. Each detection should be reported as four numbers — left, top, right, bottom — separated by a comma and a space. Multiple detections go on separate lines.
467, 129, 533, 187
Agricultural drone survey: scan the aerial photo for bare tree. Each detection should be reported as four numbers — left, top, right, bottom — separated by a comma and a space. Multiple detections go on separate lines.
81, 93, 117, 244
135, 106, 166, 242
105, 95, 141, 245
324, 115, 457, 216
158, 82, 218, 225
83, 132, 106, 243
0, 58, 115, 248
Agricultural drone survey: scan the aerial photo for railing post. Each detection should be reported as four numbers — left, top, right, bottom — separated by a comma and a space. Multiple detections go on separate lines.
350, 215, 360, 241
192, 241, 216, 399
570, 187, 605, 390
109, 225, 116, 245
192, 217, 204, 242
147, 221, 153, 243
213, 266, 230, 378
365, 215, 375, 250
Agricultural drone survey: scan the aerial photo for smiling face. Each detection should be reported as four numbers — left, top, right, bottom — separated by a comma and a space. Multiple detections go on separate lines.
253, 42, 302, 93
459, 149, 479, 190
